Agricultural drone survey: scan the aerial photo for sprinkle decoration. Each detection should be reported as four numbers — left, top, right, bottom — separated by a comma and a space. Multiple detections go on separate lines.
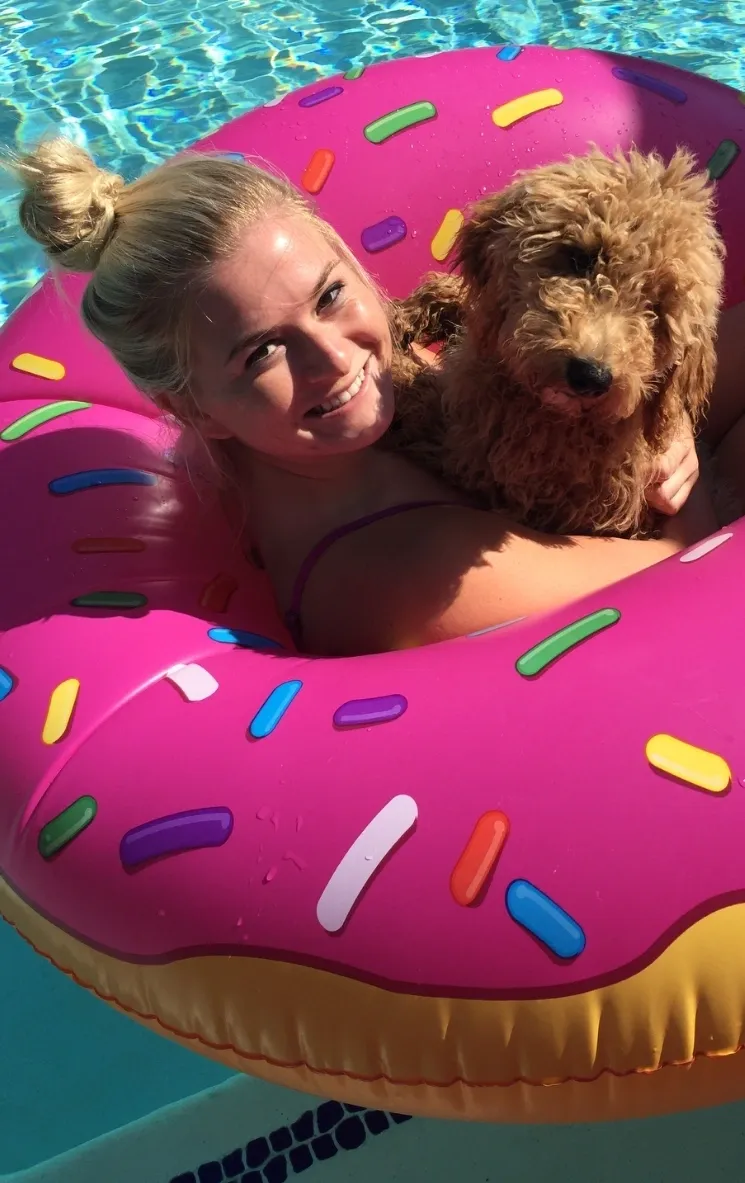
199, 573, 239, 613
72, 537, 146, 554
492, 88, 563, 129
208, 627, 282, 650
506, 879, 586, 959
10, 353, 66, 381
680, 532, 733, 562
71, 592, 148, 610
1, 401, 90, 441
301, 148, 336, 195
249, 680, 303, 739
120, 807, 234, 869
516, 608, 620, 677
363, 101, 437, 144
646, 734, 731, 794
611, 66, 688, 105
299, 86, 343, 108
166, 663, 219, 702
333, 694, 407, 727
49, 468, 157, 495
450, 811, 510, 906
42, 678, 80, 745
0, 667, 15, 701
431, 209, 464, 262
38, 796, 97, 859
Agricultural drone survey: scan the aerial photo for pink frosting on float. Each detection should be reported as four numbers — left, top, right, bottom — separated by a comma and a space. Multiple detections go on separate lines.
1, 45, 744, 1000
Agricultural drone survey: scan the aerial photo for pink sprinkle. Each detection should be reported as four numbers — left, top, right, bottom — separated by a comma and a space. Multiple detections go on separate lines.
263, 865, 278, 884
283, 850, 307, 870
256, 806, 272, 821
296, 815, 304, 832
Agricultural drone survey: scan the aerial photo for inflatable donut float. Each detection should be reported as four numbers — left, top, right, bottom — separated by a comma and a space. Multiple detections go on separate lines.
2, 44, 745, 1124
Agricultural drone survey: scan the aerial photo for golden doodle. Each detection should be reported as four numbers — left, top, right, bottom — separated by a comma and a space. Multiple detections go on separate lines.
389, 146, 725, 537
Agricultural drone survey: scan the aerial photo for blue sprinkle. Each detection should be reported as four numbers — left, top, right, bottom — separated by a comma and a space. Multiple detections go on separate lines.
506, 879, 585, 959
220, 151, 245, 162
497, 45, 522, 61
611, 66, 687, 104
0, 667, 15, 701
207, 627, 282, 650
48, 468, 158, 495
249, 680, 303, 739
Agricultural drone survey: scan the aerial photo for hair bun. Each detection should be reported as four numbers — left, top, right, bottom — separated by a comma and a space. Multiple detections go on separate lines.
13, 138, 125, 272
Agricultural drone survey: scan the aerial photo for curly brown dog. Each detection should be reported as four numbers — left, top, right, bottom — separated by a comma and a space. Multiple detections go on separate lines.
388, 146, 725, 537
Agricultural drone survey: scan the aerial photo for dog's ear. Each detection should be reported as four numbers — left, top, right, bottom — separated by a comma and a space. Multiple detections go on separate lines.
452, 185, 522, 293
648, 332, 717, 449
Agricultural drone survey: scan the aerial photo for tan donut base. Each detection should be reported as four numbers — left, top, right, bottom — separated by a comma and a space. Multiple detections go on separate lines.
4, 875, 745, 1122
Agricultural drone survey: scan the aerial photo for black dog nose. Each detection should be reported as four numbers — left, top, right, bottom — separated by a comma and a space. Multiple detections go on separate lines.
566, 356, 613, 397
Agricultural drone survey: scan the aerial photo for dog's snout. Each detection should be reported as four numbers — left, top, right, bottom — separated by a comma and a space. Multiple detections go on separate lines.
566, 357, 613, 397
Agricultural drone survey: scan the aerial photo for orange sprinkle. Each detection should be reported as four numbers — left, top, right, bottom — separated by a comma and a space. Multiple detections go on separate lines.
200, 573, 239, 613
72, 537, 146, 554
450, 810, 510, 906
301, 148, 335, 195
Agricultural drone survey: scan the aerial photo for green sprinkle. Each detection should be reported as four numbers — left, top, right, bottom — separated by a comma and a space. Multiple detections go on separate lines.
71, 591, 148, 609
344, 66, 365, 80
516, 608, 621, 678
38, 796, 97, 859
0, 401, 91, 442
363, 100, 438, 144
707, 139, 740, 181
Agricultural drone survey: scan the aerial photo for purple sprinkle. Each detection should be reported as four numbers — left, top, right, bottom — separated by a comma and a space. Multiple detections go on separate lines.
120, 807, 233, 868
611, 67, 687, 105
360, 216, 407, 254
299, 86, 343, 108
333, 693, 408, 728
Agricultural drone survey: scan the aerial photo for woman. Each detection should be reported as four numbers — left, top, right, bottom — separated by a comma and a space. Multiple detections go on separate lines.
9, 140, 723, 656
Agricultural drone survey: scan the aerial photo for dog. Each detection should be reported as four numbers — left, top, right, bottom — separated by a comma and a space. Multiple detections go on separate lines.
388, 146, 725, 537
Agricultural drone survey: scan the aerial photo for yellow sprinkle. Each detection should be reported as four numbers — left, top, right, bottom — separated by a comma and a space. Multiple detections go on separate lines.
11, 353, 66, 381
42, 678, 80, 745
492, 88, 564, 129
430, 208, 464, 262
646, 733, 731, 794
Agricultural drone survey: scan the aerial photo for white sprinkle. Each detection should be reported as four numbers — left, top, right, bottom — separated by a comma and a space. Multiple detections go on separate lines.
468, 617, 526, 637
165, 663, 219, 702
680, 532, 733, 563
316, 795, 418, 934
264, 94, 285, 107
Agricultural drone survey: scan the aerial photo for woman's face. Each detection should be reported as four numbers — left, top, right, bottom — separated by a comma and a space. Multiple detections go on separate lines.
186, 213, 395, 464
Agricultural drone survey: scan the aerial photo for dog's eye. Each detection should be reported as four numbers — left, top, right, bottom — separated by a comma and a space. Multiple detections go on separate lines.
554, 244, 597, 277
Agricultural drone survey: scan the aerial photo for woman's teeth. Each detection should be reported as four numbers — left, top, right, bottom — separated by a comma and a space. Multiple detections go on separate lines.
308, 362, 366, 417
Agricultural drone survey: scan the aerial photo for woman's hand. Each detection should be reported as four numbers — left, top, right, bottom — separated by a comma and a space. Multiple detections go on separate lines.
646, 415, 699, 515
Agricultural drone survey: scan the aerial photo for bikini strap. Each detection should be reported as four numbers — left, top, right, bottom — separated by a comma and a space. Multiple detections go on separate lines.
285, 500, 451, 649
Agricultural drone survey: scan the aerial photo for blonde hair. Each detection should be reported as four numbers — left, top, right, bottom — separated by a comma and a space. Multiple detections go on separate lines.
10, 137, 384, 418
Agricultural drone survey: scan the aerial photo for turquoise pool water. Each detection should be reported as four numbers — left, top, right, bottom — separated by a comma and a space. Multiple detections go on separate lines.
0, 0, 744, 322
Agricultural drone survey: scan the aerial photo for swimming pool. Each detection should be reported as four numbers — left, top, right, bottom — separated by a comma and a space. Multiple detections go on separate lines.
0, 0, 743, 323
1, 0, 745, 1176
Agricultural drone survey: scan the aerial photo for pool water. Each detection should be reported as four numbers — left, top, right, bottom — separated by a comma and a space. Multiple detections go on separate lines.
0, 0, 743, 322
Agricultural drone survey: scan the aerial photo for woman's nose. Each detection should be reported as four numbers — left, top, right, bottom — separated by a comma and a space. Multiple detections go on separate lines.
301, 325, 351, 379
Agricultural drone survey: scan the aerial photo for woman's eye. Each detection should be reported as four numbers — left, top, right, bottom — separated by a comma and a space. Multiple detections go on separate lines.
317, 280, 344, 311
245, 340, 279, 369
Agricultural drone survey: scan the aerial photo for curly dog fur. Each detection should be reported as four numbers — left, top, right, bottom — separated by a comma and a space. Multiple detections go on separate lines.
388, 146, 725, 537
